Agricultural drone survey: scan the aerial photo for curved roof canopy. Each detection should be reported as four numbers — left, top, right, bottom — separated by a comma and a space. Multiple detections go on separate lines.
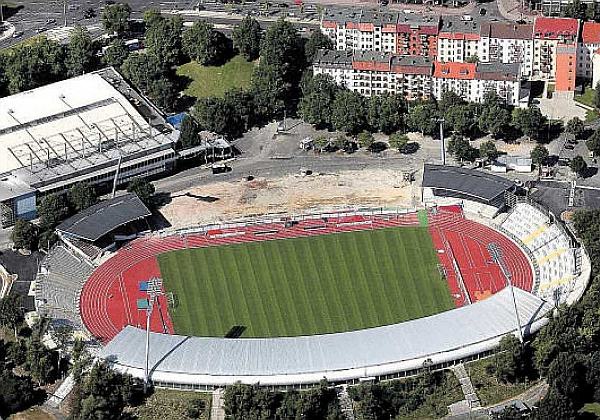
99, 287, 552, 387
423, 164, 515, 203
57, 193, 150, 242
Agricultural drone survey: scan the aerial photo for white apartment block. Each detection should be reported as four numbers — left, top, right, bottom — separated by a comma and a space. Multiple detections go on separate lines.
313, 50, 527, 106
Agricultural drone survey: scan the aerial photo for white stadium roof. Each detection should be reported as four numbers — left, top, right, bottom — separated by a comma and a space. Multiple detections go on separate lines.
99, 287, 553, 387
0, 71, 149, 175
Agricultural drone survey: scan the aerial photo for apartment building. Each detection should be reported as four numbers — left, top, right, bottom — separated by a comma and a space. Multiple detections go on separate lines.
479, 22, 535, 77
432, 61, 524, 106
313, 50, 434, 100
577, 21, 600, 80
437, 17, 481, 63
532, 17, 579, 80
320, 9, 439, 56
321, 9, 398, 53
312, 49, 526, 106
395, 14, 440, 57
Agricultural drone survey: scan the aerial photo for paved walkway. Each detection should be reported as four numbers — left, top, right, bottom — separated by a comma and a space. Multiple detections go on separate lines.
210, 388, 225, 420
337, 385, 356, 420
449, 363, 481, 416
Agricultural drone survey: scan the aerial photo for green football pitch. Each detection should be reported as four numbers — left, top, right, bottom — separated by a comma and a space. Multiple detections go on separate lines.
157, 227, 454, 338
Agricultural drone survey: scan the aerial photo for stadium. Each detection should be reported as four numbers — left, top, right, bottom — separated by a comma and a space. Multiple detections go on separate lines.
34, 164, 591, 390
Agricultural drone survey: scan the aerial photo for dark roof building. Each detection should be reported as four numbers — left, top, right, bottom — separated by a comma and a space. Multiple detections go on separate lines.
422, 164, 515, 207
480, 22, 534, 40
57, 193, 151, 242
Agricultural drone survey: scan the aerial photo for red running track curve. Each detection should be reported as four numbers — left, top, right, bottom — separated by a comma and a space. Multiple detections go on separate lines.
429, 207, 533, 306
80, 210, 533, 343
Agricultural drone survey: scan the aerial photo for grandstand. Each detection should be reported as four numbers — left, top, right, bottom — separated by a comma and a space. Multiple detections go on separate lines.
0, 67, 231, 228
422, 164, 516, 210
500, 201, 589, 305
57, 193, 152, 260
35, 245, 94, 326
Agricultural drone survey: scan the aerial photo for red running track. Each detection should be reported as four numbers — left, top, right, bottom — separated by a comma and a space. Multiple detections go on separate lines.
80, 210, 534, 343
429, 207, 533, 306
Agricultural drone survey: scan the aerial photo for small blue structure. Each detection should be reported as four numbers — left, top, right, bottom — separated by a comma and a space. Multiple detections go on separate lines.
167, 113, 186, 129
139, 281, 149, 292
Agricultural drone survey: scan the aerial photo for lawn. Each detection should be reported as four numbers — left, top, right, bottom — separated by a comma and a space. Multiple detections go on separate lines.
158, 227, 454, 338
466, 357, 534, 406
176, 55, 255, 99
575, 87, 597, 108
130, 389, 211, 420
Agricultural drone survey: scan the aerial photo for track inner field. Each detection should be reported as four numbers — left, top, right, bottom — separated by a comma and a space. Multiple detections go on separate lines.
158, 227, 455, 338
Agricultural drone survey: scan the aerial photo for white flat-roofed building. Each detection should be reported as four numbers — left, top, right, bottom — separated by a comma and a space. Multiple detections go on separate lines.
0, 68, 181, 227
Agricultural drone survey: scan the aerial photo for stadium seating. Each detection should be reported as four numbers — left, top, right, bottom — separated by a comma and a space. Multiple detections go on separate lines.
36, 246, 94, 326
500, 203, 577, 303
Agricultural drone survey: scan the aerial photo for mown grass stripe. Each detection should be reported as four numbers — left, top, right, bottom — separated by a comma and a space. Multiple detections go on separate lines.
159, 227, 455, 337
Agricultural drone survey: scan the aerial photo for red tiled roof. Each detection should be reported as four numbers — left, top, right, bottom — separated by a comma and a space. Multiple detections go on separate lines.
534, 17, 578, 40
582, 21, 600, 44
433, 61, 476, 80
353, 61, 391, 72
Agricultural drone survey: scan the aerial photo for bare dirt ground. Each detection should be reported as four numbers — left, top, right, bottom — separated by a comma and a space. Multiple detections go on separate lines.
159, 168, 419, 229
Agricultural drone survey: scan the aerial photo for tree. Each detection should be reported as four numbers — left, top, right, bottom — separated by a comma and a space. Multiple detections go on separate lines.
25, 338, 57, 386
512, 106, 545, 141
570, 155, 588, 177
71, 362, 135, 420
304, 30, 333, 63
331, 90, 367, 134
178, 115, 200, 149
389, 133, 409, 152
193, 90, 250, 139
144, 13, 183, 68
357, 131, 375, 150
587, 129, 600, 156
4, 37, 65, 94
11, 220, 38, 250
299, 74, 338, 129
407, 102, 438, 136
68, 182, 97, 212
38, 193, 69, 231
0, 370, 37, 418
479, 92, 511, 138
102, 38, 129, 67
546, 352, 589, 404
479, 140, 499, 162
595, 82, 600, 109
448, 135, 478, 162
493, 335, 529, 383
313, 135, 329, 152
367, 93, 406, 134
259, 19, 303, 83
120, 53, 177, 109
182, 21, 229, 66
565, 117, 585, 139
52, 324, 73, 373
536, 388, 577, 420
250, 63, 289, 121
445, 104, 476, 136
101, 3, 131, 36
0, 295, 24, 337
147, 76, 178, 112
530, 145, 549, 170
65, 26, 96, 77
127, 178, 155, 209
232, 16, 262, 61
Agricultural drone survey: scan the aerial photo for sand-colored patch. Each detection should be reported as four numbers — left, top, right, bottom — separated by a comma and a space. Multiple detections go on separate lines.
160, 169, 417, 229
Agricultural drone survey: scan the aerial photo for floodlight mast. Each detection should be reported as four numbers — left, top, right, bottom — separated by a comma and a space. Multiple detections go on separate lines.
143, 277, 164, 393
488, 244, 524, 343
